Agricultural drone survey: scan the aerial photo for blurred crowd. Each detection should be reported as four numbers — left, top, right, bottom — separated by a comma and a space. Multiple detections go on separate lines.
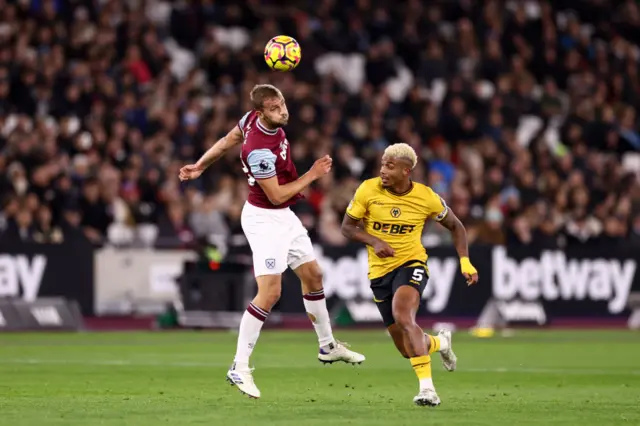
1, 0, 640, 253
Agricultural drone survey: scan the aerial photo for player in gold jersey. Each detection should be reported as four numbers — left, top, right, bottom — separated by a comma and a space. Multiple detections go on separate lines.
341, 143, 478, 407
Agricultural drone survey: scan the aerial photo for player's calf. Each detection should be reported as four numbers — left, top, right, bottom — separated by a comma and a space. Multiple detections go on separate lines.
391, 304, 426, 357
391, 286, 439, 402
298, 261, 335, 349
295, 260, 366, 365
387, 324, 410, 358
394, 315, 437, 393
229, 275, 282, 399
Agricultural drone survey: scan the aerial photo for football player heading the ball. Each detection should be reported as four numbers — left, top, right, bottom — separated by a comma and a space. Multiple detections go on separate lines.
179, 83, 365, 400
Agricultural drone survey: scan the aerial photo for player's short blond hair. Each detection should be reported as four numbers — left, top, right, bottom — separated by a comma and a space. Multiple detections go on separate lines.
383, 143, 418, 169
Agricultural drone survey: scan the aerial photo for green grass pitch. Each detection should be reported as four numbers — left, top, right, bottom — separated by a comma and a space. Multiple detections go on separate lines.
1, 329, 639, 425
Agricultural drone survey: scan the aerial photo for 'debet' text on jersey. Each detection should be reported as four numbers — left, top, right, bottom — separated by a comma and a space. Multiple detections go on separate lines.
238, 110, 302, 209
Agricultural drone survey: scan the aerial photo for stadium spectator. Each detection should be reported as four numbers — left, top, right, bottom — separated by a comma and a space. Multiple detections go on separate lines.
0, 0, 639, 256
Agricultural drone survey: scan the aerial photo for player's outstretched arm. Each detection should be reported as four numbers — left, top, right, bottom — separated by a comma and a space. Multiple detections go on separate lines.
341, 214, 395, 258
257, 155, 332, 206
179, 125, 243, 181
438, 210, 479, 285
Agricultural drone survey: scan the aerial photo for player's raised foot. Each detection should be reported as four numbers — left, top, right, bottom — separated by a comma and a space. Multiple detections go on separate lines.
437, 329, 457, 372
413, 388, 441, 407
226, 365, 261, 399
318, 340, 366, 365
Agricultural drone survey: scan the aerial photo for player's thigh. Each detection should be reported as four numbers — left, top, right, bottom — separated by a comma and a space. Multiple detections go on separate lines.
247, 234, 288, 276
292, 259, 323, 294
391, 264, 428, 322
241, 206, 289, 277
392, 286, 421, 323
371, 273, 396, 328
287, 216, 317, 286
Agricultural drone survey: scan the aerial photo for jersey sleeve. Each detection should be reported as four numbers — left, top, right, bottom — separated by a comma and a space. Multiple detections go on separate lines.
237, 111, 252, 136
345, 182, 369, 220
427, 189, 449, 222
247, 149, 277, 180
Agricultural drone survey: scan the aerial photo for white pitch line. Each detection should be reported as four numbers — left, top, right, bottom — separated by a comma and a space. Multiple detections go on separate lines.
0, 358, 218, 367
1, 358, 639, 376
463, 367, 640, 376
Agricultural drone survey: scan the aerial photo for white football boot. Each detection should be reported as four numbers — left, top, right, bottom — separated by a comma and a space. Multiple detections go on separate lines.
437, 329, 457, 372
413, 388, 441, 407
317, 341, 366, 365
226, 364, 261, 399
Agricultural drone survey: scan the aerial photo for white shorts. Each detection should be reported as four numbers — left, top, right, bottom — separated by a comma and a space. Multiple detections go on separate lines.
241, 202, 316, 277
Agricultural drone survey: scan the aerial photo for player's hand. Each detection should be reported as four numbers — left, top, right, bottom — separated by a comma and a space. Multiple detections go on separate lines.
460, 257, 478, 286
373, 240, 395, 258
310, 155, 332, 179
179, 164, 205, 181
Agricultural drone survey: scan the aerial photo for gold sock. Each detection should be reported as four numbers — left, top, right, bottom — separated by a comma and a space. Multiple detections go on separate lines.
410, 355, 432, 380
426, 334, 441, 355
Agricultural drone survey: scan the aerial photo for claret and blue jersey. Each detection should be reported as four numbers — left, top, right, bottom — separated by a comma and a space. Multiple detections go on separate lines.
238, 110, 302, 209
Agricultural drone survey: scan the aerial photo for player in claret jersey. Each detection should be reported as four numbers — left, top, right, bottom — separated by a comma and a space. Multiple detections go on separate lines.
179, 84, 365, 399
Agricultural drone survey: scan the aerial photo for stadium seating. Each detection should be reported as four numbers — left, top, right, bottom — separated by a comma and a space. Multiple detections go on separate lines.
0, 0, 638, 251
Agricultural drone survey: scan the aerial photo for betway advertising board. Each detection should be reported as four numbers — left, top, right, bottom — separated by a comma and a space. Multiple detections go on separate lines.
279, 244, 640, 319
0, 239, 94, 315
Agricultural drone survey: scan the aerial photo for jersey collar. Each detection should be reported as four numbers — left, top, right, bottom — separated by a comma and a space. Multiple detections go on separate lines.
384, 180, 414, 196
257, 118, 279, 136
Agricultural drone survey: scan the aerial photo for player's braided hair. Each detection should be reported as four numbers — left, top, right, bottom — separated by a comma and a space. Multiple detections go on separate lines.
250, 84, 283, 110
384, 143, 418, 169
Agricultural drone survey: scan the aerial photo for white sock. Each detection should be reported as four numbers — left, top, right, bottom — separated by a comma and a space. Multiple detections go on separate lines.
303, 290, 335, 348
420, 378, 435, 391
233, 302, 268, 370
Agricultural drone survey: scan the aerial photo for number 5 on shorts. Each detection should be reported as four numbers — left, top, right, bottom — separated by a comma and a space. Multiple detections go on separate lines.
412, 268, 424, 281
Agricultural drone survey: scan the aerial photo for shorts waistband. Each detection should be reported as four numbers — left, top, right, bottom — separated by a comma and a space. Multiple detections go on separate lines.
244, 201, 292, 215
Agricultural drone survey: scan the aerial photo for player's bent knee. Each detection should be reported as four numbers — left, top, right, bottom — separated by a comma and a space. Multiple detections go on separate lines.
394, 318, 415, 332
255, 275, 283, 307
257, 288, 281, 308
303, 264, 323, 284
307, 267, 323, 287
391, 310, 415, 332
294, 261, 324, 292
262, 285, 282, 303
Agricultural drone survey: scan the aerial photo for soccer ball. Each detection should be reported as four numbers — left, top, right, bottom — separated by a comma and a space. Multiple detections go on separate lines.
264, 35, 301, 72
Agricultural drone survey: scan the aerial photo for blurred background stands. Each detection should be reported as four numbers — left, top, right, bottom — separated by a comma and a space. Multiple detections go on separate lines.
0, 0, 639, 256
